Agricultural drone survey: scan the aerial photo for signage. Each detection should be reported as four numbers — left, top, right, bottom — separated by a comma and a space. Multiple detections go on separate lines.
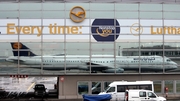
91, 19, 120, 42
130, 23, 143, 36
13, 42, 22, 49
0, 19, 180, 42
70, 6, 86, 23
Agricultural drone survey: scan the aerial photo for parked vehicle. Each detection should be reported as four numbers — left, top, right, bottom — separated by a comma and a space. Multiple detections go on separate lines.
99, 81, 154, 101
125, 89, 166, 101
33, 84, 47, 98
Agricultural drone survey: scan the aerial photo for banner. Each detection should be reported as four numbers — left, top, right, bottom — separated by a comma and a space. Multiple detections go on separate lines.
0, 19, 180, 42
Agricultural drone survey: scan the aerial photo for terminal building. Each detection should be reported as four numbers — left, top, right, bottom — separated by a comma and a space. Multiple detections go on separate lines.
0, 0, 180, 100
122, 45, 180, 60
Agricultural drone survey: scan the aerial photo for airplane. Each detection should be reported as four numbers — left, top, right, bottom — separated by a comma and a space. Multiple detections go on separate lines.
5, 42, 178, 73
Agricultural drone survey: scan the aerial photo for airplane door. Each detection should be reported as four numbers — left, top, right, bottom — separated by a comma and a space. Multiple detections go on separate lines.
121, 60, 127, 68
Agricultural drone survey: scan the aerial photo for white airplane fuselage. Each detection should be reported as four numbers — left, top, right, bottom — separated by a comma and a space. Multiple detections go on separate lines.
6, 55, 178, 72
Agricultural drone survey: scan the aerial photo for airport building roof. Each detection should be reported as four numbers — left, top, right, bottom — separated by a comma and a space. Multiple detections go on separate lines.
0, 0, 180, 3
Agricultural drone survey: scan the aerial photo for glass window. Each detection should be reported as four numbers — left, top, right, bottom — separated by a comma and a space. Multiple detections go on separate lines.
90, 11, 114, 18
43, 3, 64, 10
0, 3, 18, 10
140, 12, 162, 19
78, 81, 88, 95
92, 82, 101, 94
176, 81, 180, 93
148, 92, 156, 98
117, 85, 125, 92
20, 11, 42, 18
154, 81, 161, 93
163, 4, 180, 11
139, 91, 146, 97
164, 12, 180, 19
104, 82, 112, 91
91, 3, 114, 10
165, 80, 173, 93
65, 3, 90, 10
140, 4, 162, 11
19, 3, 42, 10
115, 12, 138, 19
43, 11, 65, 19
1, 2, 180, 75
139, 85, 152, 91
107, 87, 115, 93
0, 11, 19, 18
115, 4, 138, 11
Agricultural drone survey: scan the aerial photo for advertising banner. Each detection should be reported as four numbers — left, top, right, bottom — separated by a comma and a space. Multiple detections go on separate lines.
0, 19, 180, 42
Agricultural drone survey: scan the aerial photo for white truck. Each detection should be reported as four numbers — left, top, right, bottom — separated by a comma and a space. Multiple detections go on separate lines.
125, 89, 166, 101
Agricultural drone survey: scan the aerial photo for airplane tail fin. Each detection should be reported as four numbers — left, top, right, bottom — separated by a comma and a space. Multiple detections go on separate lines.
10, 42, 37, 56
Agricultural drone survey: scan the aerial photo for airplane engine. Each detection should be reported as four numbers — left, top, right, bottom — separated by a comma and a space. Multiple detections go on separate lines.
102, 68, 124, 73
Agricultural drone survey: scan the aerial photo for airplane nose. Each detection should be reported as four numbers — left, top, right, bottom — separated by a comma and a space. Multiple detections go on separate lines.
172, 62, 178, 69
5, 58, 9, 61
173, 62, 178, 66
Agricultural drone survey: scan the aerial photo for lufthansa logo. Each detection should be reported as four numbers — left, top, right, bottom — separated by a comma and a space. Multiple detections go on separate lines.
13, 42, 22, 49
70, 6, 86, 23
91, 19, 120, 42
96, 26, 115, 37
130, 23, 143, 36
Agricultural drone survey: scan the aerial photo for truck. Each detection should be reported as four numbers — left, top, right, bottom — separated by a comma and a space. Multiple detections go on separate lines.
125, 89, 166, 101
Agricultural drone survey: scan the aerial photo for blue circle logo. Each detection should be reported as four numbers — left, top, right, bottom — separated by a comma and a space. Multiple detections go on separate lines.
91, 19, 120, 42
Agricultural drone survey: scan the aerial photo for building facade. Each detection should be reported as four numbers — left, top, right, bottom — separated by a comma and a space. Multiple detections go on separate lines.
0, 0, 180, 99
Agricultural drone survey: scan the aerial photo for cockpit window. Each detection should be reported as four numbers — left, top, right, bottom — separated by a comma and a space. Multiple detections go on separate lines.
167, 59, 171, 62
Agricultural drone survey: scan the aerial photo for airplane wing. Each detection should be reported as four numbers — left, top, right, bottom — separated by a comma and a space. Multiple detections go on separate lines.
86, 62, 124, 73
6, 58, 26, 63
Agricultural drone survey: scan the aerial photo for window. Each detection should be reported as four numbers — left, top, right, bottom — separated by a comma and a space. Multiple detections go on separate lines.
139, 91, 146, 97
117, 85, 125, 92
78, 81, 88, 95
148, 92, 156, 98
92, 82, 101, 94
107, 87, 115, 93
165, 80, 173, 93
153, 81, 161, 93
176, 81, 180, 93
